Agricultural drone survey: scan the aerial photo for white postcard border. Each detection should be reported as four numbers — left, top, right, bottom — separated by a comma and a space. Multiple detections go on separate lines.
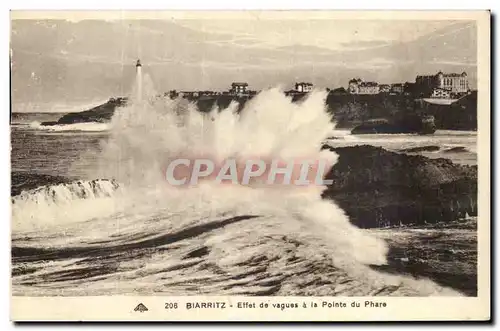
8, 9, 491, 322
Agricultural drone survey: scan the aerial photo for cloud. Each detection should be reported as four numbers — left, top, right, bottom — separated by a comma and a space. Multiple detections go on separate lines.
340, 40, 389, 49
427, 59, 477, 67
193, 37, 274, 49
277, 44, 336, 54
10, 18, 478, 102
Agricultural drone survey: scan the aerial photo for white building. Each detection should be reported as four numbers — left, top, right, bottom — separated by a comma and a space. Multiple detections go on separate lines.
358, 82, 379, 94
430, 87, 451, 99
230, 82, 249, 94
295, 82, 313, 93
416, 71, 469, 95
348, 78, 379, 94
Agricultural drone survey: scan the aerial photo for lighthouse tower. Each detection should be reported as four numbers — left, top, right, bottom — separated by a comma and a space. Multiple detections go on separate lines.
135, 59, 143, 103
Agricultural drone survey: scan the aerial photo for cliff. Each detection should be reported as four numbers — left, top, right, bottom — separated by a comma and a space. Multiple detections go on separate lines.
184, 92, 477, 131
324, 92, 477, 130
421, 91, 478, 130
187, 92, 477, 131
42, 91, 477, 131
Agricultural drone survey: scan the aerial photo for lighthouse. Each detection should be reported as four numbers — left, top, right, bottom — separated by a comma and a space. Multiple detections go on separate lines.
135, 59, 143, 103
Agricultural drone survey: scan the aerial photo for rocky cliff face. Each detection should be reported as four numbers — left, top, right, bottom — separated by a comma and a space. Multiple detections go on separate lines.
42, 91, 477, 130
322, 145, 477, 228
326, 93, 477, 130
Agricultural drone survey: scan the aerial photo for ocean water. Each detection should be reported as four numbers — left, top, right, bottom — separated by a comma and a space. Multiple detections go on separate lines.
11, 116, 477, 179
10, 89, 476, 297
326, 130, 477, 166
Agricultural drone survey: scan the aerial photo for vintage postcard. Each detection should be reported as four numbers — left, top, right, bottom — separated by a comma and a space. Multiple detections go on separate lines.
9, 10, 490, 321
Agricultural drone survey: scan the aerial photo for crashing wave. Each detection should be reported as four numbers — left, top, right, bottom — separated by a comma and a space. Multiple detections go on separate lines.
11, 179, 120, 232
29, 121, 110, 132
12, 179, 119, 205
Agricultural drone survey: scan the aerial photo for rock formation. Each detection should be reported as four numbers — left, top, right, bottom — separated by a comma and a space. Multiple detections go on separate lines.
322, 145, 477, 228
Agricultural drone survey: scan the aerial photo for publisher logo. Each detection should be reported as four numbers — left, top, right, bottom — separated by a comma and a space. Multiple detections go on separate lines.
134, 303, 149, 313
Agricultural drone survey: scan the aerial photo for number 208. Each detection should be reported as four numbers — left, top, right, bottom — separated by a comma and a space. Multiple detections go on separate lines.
165, 303, 178, 309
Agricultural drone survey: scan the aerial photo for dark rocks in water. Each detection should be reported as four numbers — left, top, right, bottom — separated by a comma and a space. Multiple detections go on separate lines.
400, 145, 440, 153
42, 97, 128, 126
322, 145, 477, 228
351, 115, 436, 135
39, 121, 59, 126
443, 146, 468, 153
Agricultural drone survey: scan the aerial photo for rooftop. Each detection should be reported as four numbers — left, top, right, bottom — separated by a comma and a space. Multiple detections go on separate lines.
360, 82, 378, 87
417, 71, 468, 78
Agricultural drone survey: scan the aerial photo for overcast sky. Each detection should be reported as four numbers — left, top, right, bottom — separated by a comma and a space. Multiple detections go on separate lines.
10, 14, 477, 106
176, 20, 455, 50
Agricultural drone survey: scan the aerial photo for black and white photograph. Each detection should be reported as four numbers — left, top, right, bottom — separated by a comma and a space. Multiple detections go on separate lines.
9, 10, 490, 321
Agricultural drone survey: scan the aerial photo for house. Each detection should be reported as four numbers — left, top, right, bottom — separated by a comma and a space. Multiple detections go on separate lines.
295, 82, 313, 93
430, 87, 451, 99
358, 82, 379, 94
390, 83, 404, 94
348, 78, 379, 94
415, 71, 469, 96
348, 78, 363, 94
379, 84, 391, 93
230, 82, 249, 94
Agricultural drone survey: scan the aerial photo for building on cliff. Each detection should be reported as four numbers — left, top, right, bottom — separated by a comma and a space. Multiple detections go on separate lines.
404, 82, 416, 96
379, 84, 391, 93
230, 82, 249, 94
348, 78, 379, 94
295, 82, 313, 93
359, 82, 379, 94
415, 71, 469, 98
348, 78, 362, 94
430, 87, 451, 99
390, 83, 404, 94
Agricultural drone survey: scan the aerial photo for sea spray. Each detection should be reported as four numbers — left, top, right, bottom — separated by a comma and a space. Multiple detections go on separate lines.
83, 86, 389, 267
